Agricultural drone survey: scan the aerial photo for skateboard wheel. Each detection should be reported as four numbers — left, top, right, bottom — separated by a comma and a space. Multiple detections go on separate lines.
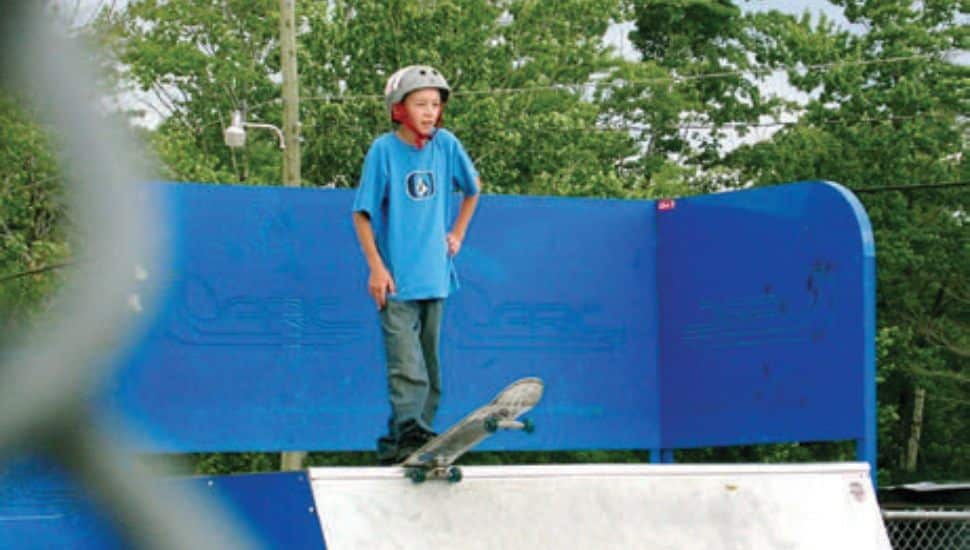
407, 468, 427, 484
523, 418, 535, 434
447, 466, 463, 483
484, 417, 499, 433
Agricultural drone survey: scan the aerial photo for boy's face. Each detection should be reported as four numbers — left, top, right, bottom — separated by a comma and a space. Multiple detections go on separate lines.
401, 88, 443, 134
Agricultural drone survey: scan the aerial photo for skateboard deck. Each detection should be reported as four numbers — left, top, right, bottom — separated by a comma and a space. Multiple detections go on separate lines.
399, 377, 544, 483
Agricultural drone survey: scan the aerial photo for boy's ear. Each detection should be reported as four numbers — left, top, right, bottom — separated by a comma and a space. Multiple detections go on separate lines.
391, 103, 407, 123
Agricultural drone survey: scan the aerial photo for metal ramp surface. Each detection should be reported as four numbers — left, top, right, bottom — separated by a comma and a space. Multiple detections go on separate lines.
309, 462, 890, 549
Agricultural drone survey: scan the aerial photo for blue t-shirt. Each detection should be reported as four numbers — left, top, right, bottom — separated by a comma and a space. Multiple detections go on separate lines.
353, 128, 479, 301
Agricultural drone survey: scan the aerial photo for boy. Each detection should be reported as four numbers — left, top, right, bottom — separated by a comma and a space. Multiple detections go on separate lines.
351, 65, 481, 465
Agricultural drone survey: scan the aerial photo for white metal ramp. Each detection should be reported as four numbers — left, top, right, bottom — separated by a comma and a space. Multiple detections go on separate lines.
310, 462, 891, 549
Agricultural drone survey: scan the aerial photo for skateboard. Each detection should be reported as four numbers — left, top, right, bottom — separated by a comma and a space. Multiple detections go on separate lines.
399, 377, 544, 483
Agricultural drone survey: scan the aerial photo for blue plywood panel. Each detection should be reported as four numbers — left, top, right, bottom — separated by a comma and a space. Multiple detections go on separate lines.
441, 194, 659, 450
175, 472, 325, 549
656, 182, 875, 450
0, 460, 324, 549
98, 180, 875, 460
0, 460, 122, 549
101, 184, 660, 452
101, 184, 380, 452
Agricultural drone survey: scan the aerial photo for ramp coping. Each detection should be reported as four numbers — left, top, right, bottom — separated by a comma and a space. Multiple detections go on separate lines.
309, 461, 873, 481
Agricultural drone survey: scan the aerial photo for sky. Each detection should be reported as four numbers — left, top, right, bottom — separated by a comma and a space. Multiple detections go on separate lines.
605, 0, 860, 61
73, 0, 858, 36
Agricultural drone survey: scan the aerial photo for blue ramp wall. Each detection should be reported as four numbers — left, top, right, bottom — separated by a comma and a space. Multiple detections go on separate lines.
0, 460, 122, 549
6, 181, 877, 548
0, 460, 324, 549
101, 184, 660, 452
656, 182, 876, 462
99, 181, 874, 462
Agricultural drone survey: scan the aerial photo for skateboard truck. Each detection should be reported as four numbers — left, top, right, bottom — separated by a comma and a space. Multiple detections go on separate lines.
405, 463, 462, 484
484, 417, 535, 434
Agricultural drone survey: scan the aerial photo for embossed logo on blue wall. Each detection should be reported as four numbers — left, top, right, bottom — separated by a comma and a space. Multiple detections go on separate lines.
166, 276, 366, 347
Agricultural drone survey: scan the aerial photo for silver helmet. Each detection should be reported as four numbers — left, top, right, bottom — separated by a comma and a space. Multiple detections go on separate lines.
383, 65, 451, 119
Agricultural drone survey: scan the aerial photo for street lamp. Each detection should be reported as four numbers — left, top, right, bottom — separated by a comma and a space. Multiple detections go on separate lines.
224, 0, 303, 473
224, 110, 286, 150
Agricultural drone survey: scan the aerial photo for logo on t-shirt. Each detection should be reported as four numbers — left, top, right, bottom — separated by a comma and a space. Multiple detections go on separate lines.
406, 171, 436, 200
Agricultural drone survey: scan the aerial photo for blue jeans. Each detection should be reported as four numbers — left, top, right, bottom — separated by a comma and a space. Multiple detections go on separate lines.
378, 299, 444, 439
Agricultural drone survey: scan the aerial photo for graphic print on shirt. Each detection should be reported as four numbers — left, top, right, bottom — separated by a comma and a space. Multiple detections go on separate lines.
406, 170, 436, 201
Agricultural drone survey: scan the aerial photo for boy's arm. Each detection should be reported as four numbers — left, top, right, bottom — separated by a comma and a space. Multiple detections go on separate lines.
352, 211, 395, 309
446, 179, 482, 256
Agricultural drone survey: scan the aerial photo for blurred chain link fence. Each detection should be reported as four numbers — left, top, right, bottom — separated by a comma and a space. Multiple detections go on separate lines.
883, 509, 970, 550
5, 4, 964, 550
0, 3, 254, 548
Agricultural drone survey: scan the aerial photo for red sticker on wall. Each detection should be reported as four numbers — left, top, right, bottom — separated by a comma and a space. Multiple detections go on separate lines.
657, 199, 676, 211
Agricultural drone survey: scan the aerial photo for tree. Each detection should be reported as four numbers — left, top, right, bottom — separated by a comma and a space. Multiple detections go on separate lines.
724, 0, 968, 483
98, 0, 646, 197
97, 0, 285, 185
557, 0, 795, 202
0, 96, 70, 341
297, 0, 645, 196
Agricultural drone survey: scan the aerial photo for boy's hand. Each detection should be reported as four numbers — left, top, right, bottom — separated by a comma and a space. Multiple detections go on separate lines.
446, 232, 462, 256
368, 266, 396, 310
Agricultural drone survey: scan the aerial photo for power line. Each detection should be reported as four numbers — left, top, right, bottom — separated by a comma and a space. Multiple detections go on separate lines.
694, 113, 955, 130
903, 367, 970, 385
258, 105, 953, 136
300, 52, 946, 104
190, 52, 959, 138
929, 395, 970, 408
293, 112, 954, 134
1, 178, 964, 285
38, 102, 969, 143
185, 111, 945, 144
852, 181, 970, 193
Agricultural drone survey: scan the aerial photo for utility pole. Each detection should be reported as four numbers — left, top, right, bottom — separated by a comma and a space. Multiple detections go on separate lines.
279, 0, 305, 473
279, 0, 301, 188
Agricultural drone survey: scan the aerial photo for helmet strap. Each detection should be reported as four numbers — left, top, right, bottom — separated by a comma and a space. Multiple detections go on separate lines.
392, 103, 445, 150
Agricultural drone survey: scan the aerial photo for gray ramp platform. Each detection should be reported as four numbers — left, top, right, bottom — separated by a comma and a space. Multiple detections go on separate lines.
310, 462, 890, 550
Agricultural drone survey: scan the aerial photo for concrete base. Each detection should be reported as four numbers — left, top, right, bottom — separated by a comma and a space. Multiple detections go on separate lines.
310, 462, 891, 550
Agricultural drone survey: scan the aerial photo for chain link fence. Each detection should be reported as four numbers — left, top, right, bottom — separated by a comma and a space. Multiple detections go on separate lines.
5, 4, 964, 550
1, 3, 254, 548
883, 509, 970, 550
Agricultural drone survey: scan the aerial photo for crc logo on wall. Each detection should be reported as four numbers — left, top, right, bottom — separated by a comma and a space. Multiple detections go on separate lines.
406, 171, 436, 200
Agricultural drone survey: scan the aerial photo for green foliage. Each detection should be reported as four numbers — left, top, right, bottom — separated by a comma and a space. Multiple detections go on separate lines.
300, 0, 640, 194
94, 0, 724, 199
98, 0, 284, 184
629, 0, 741, 61
726, 0, 968, 483
619, 1, 783, 180
92, 0, 648, 194
677, 441, 857, 464
0, 95, 69, 338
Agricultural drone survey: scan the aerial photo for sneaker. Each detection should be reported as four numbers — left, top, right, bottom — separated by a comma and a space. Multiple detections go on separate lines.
377, 454, 398, 466
376, 434, 398, 466
394, 420, 437, 462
